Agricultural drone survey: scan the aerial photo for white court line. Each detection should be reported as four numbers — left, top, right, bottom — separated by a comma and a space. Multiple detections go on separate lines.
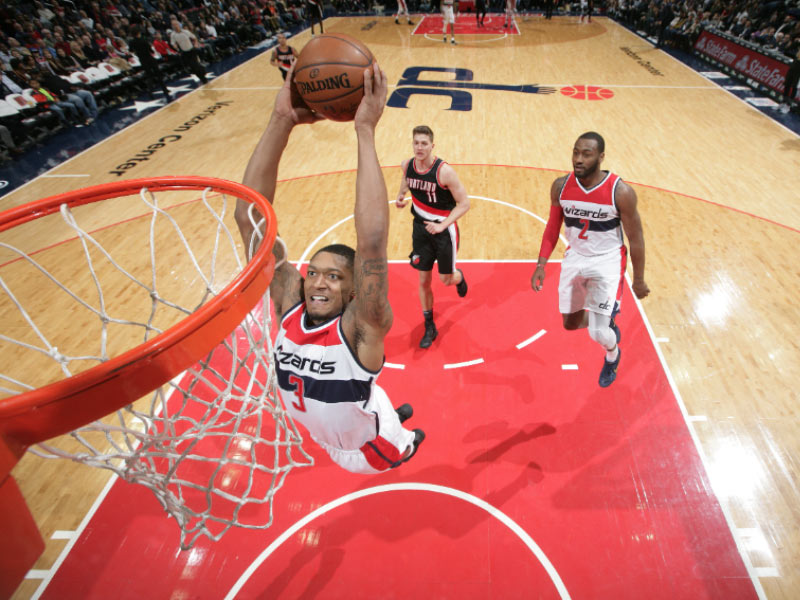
639, 26, 799, 139
624, 280, 767, 599
443, 358, 484, 369
561, 364, 578, 370
224, 483, 571, 600
39, 174, 91, 178
299, 196, 567, 263
50, 530, 76, 540
29, 472, 118, 600
24, 570, 49, 580
517, 329, 546, 349
384, 362, 405, 369
754, 568, 780, 578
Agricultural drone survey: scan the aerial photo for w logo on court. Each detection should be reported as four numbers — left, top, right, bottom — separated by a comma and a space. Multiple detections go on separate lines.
387, 67, 556, 111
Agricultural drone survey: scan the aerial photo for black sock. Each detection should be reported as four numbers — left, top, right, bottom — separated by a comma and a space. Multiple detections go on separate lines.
423, 310, 433, 324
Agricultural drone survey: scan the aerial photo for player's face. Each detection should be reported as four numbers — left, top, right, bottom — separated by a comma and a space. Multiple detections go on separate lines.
412, 134, 434, 162
572, 138, 604, 179
304, 252, 354, 324
277, 34, 286, 46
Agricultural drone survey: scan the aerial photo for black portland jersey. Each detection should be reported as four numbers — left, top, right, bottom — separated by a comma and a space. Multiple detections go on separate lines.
405, 157, 455, 222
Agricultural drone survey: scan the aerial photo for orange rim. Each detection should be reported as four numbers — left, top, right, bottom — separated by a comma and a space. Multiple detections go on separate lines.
0, 176, 277, 465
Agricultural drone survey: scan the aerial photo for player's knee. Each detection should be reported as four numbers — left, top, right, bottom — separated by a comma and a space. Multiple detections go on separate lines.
439, 273, 455, 286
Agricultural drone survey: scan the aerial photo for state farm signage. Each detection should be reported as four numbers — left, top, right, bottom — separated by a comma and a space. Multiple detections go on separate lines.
694, 29, 797, 99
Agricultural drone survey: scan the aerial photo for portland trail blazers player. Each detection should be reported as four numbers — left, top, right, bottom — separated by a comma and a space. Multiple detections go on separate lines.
396, 125, 470, 349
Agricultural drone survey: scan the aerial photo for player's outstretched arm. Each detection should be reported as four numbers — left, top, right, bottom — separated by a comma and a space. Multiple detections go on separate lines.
395, 159, 410, 208
343, 63, 392, 372
531, 176, 565, 291
235, 66, 322, 318
616, 181, 650, 299
423, 164, 469, 234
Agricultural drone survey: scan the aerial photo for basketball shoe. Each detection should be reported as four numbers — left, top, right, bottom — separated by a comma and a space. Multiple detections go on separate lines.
396, 403, 413, 423
456, 269, 468, 297
420, 321, 438, 348
598, 348, 621, 387
403, 429, 426, 462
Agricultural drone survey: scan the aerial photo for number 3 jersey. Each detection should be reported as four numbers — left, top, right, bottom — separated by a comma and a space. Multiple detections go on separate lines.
406, 157, 456, 223
559, 170, 624, 257
274, 301, 381, 450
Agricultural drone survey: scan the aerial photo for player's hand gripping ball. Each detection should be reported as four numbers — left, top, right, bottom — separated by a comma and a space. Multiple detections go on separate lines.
293, 33, 375, 121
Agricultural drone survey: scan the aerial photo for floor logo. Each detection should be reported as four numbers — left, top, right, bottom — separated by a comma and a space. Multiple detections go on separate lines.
560, 85, 614, 101
388, 67, 555, 111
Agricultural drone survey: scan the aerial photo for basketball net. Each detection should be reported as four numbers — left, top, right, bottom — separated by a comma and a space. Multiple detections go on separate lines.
0, 178, 313, 550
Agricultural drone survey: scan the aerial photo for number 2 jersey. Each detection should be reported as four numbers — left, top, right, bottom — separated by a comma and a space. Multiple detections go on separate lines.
559, 170, 624, 257
405, 157, 456, 223
274, 301, 381, 450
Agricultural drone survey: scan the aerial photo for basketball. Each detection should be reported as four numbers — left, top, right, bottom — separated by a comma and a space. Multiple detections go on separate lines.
293, 33, 374, 121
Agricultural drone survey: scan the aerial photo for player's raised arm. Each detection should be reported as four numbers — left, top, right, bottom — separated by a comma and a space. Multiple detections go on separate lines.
616, 181, 650, 299
235, 67, 322, 318
531, 175, 566, 291
342, 63, 392, 371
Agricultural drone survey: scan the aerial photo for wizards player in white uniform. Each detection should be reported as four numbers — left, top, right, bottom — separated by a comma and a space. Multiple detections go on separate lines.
531, 132, 650, 387
236, 63, 424, 474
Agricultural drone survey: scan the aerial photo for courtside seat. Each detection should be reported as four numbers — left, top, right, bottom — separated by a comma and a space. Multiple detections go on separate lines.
3, 94, 62, 138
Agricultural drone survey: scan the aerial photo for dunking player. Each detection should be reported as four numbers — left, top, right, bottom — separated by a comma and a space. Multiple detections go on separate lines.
235, 64, 424, 474
395, 125, 470, 349
442, 0, 457, 44
269, 33, 298, 81
394, 0, 414, 25
531, 132, 649, 387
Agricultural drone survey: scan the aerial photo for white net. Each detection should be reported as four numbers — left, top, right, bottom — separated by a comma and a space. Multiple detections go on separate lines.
0, 183, 313, 549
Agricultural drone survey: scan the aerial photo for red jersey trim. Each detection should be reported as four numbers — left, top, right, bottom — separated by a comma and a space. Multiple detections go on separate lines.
411, 157, 437, 176
411, 196, 451, 218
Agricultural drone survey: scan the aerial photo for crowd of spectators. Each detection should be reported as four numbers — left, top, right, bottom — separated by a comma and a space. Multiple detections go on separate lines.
607, 0, 800, 57
0, 0, 343, 160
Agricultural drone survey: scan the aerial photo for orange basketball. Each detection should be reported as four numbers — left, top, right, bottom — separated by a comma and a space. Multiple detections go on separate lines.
293, 33, 374, 122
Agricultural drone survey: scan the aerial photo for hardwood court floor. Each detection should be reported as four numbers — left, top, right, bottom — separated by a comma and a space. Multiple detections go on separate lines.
3, 15, 799, 599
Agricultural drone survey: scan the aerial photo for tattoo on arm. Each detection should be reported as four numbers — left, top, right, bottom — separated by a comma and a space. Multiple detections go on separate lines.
356, 257, 392, 329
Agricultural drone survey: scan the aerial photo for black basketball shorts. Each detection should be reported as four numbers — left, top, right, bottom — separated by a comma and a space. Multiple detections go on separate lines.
409, 219, 459, 274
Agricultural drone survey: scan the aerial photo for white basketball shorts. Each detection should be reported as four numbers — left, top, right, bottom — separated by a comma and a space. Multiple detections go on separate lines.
558, 246, 626, 316
442, 6, 455, 24
314, 385, 416, 474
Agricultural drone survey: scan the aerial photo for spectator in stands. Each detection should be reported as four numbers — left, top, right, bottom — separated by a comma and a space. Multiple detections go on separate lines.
780, 47, 800, 113
0, 123, 24, 158
36, 69, 99, 122
129, 24, 172, 101
28, 76, 85, 126
169, 19, 209, 84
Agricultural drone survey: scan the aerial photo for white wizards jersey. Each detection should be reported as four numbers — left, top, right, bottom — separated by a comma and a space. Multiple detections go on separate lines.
274, 302, 381, 450
559, 171, 624, 257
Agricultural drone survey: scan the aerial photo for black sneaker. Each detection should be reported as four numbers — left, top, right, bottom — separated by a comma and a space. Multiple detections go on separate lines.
408, 20, 414, 24
598, 348, 621, 388
395, 17, 399, 23
395, 403, 413, 423
403, 429, 426, 462
456, 269, 468, 297
610, 318, 620, 344
420, 321, 438, 348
